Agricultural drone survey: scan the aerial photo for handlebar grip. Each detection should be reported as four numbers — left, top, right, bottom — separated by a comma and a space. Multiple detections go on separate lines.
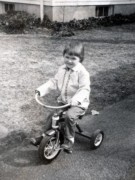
35, 90, 40, 96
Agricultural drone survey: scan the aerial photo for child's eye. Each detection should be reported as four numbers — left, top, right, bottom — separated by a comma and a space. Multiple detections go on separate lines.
71, 57, 76, 60
65, 55, 76, 60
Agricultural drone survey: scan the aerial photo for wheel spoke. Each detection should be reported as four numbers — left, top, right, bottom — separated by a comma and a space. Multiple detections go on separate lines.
49, 140, 53, 147
45, 144, 53, 155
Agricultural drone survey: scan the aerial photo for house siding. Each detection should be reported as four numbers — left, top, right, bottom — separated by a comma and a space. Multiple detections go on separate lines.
49, 0, 135, 6
0, 2, 4, 14
52, 6, 95, 22
0, 0, 135, 6
114, 4, 135, 15
15, 4, 40, 17
44, 6, 53, 20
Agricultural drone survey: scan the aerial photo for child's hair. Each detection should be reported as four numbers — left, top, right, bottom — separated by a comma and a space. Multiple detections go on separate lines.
63, 42, 84, 62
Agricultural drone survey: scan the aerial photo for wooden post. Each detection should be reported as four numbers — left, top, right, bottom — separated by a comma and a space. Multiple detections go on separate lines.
40, 0, 44, 22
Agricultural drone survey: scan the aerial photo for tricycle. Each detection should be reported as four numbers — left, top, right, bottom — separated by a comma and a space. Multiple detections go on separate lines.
33, 93, 104, 164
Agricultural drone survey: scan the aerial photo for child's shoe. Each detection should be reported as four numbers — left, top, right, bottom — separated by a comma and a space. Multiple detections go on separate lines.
61, 142, 73, 154
30, 136, 43, 146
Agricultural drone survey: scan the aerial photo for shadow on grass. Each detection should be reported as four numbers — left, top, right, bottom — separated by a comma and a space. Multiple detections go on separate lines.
89, 62, 135, 113
0, 130, 27, 154
0, 147, 42, 167
0, 130, 43, 167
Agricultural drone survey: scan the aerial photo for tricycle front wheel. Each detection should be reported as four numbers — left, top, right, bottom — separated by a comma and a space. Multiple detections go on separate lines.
38, 135, 61, 164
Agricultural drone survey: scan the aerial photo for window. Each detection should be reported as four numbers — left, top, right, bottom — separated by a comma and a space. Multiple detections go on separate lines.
96, 6, 109, 17
5, 4, 15, 12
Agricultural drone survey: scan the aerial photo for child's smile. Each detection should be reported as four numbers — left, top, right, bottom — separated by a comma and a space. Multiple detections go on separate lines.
64, 54, 80, 69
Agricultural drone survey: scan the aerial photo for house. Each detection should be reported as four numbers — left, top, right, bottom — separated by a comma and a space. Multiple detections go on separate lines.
0, 0, 135, 22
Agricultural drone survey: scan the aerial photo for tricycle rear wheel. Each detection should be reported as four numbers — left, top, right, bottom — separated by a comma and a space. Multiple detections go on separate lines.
90, 129, 104, 149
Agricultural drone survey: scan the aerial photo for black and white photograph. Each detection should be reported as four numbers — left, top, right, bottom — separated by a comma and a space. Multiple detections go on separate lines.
0, 0, 135, 180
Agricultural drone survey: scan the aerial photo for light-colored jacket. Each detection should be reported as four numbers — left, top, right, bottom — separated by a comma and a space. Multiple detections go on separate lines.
37, 63, 91, 110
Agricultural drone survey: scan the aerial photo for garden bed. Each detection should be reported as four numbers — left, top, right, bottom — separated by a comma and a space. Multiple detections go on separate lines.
0, 11, 135, 36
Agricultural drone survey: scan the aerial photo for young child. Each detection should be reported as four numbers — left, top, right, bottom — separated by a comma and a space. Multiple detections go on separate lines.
31, 42, 91, 153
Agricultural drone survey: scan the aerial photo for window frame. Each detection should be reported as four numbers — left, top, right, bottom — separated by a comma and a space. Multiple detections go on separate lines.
96, 6, 110, 17
5, 3, 15, 13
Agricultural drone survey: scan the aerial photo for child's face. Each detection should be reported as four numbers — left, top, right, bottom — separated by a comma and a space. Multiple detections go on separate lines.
64, 54, 80, 69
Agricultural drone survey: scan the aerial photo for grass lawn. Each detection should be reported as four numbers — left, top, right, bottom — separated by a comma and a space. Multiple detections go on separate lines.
0, 23, 135, 142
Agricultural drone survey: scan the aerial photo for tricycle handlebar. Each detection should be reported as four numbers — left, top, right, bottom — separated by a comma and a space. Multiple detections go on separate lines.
35, 93, 70, 109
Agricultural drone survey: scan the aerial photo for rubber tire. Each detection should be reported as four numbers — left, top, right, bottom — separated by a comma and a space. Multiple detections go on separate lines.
90, 129, 104, 150
38, 135, 61, 164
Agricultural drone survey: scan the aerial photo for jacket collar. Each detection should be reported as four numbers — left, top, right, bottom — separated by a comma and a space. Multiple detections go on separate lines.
63, 63, 82, 72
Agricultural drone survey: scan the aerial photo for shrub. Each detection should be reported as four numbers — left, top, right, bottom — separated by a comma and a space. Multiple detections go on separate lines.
5, 18, 25, 33
44, 13, 135, 32
0, 11, 40, 33
41, 14, 52, 28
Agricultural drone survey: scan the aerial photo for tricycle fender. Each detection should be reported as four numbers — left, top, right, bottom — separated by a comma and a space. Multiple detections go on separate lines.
45, 129, 56, 136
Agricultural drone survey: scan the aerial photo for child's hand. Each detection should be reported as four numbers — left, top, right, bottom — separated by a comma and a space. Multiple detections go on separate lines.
35, 90, 40, 96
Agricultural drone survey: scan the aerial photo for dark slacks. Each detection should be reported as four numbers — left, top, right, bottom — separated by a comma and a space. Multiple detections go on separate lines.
64, 106, 85, 144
